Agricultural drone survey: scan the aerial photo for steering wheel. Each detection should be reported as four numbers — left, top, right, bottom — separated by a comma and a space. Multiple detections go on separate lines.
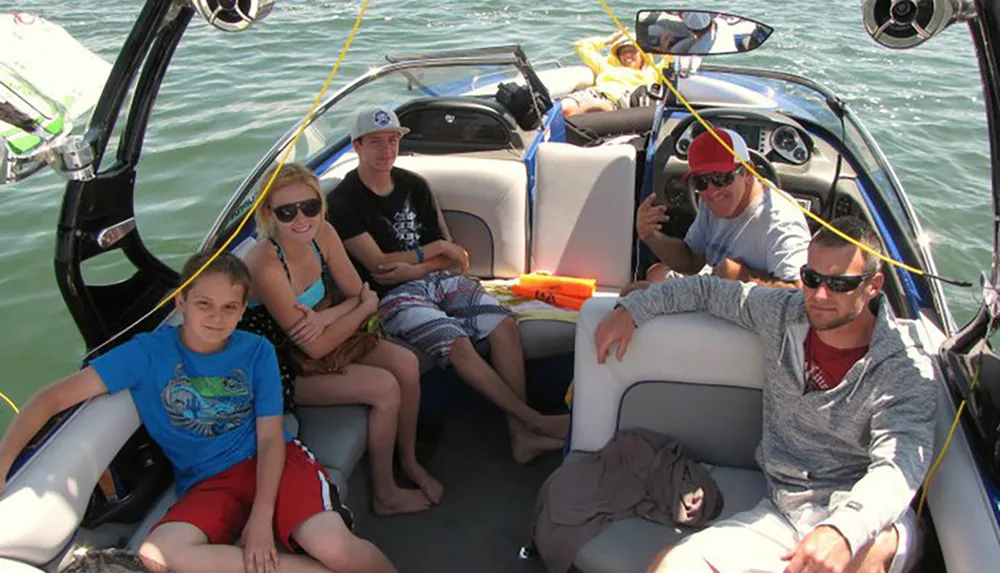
652, 108, 782, 236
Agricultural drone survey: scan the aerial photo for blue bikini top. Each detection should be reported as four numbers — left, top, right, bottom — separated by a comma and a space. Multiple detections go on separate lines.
250, 239, 330, 308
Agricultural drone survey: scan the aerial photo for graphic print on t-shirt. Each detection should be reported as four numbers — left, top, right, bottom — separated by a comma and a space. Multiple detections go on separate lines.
804, 358, 832, 392
160, 363, 253, 437
387, 197, 423, 248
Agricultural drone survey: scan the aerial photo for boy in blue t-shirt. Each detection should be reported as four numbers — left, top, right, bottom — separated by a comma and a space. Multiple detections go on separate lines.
0, 251, 396, 573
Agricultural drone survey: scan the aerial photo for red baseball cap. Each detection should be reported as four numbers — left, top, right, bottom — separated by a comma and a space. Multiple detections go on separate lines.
686, 128, 750, 177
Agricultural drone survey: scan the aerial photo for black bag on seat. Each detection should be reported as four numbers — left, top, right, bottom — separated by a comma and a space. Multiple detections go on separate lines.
496, 82, 552, 131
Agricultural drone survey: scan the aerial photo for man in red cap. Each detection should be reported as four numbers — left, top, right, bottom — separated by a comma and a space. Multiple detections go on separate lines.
624, 128, 810, 294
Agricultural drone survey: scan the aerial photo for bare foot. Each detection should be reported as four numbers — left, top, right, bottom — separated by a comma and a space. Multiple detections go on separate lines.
529, 413, 570, 440
511, 428, 564, 465
403, 461, 444, 504
372, 487, 431, 516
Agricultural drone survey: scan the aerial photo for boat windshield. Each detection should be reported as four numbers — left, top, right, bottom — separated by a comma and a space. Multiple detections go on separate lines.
209, 57, 533, 239
287, 61, 530, 164
209, 56, 913, 254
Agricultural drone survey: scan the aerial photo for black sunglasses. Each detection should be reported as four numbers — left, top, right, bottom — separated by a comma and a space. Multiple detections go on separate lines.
800, 266, 873, 293
272, 199, 322, 223
691, 167, 741, 192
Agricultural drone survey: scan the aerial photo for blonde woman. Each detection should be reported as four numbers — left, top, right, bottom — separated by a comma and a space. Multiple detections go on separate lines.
241, 162, 442, 515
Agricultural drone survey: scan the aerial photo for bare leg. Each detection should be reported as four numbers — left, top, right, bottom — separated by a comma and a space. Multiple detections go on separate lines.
139, 522, 343, 573
561, 98, 580, 117
358, 341, 443, 504
486, 318, 565, 464
294, 510, 397, 573
448, 336, 568, 440
562, 98, 616, 117
295, 367, 429, 516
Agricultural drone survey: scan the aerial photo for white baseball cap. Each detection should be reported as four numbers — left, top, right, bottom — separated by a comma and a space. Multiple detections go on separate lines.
351, 106, 410, 141
682, 12, 713, 32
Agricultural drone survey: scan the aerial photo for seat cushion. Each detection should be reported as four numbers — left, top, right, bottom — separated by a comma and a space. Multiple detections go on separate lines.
532, 143, 637, 289
295, 405, 368, 491
572, 466, 767, 573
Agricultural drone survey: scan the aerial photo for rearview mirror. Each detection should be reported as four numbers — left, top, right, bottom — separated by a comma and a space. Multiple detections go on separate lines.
635, 10, 773, 56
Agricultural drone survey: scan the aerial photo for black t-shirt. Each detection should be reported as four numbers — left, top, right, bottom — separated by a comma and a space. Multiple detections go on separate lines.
327, 167, 446, 293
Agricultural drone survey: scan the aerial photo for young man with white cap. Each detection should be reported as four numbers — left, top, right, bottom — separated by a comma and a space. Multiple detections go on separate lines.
327, 107, 569, 464
625, 128, 810, 294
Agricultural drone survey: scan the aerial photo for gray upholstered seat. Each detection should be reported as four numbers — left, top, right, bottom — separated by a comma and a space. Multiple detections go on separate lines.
563, 297, 769, 573
295, 404, 368, 493
571, 466, 767, 573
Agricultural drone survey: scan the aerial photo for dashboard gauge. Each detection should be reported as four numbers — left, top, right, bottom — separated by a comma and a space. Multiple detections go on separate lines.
770, 125, 809, 164
773, 126, 797, 151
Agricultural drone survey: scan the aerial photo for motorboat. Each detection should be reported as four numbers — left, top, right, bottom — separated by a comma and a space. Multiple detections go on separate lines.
1, 1, 998, 571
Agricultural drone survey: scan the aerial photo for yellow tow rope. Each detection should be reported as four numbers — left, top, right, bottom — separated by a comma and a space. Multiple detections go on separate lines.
596, 0, 971, 524
0, 391, 17, 415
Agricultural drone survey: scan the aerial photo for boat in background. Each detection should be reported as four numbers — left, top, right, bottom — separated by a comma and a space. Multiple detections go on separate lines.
0, 12, 111, 185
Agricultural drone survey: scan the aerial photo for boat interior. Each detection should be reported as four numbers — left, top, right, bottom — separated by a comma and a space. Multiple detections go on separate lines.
1, 35, 996, 573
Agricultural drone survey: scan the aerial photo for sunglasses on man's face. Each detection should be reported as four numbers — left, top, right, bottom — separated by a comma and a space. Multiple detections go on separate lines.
272, 198, 322, 223
691, 168, 740, 192
800, 266, 872, 293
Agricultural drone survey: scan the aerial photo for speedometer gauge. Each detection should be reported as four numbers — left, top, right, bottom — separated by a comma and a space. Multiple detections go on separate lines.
773, 126, 797, 151
770, 125, 809, 164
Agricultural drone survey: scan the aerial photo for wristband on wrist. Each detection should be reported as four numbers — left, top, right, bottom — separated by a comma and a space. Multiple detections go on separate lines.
415, 245, 424, 263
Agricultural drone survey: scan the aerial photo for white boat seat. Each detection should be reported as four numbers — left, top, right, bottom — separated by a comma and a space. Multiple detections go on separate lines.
564, 296, 767, 573
531, 142, 637, 290
0, 393, 141, 565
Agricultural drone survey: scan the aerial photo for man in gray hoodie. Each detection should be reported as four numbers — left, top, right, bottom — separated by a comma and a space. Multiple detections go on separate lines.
595, 216, 937, 573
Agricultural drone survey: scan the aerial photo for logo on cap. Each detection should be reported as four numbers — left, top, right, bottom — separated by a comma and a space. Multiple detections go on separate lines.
373, 110, 392, 127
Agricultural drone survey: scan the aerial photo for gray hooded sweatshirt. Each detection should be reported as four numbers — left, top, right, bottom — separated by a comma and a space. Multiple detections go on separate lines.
618, 275, 938, 557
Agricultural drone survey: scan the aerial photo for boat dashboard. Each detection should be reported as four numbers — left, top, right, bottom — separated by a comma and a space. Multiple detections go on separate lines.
673, 115, 813, 166
646, 107, 856, 230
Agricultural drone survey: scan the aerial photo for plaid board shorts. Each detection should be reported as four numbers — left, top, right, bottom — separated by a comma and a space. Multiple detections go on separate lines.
378, 271, 513, 366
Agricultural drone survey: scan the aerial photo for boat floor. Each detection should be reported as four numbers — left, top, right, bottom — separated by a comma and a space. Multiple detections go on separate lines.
346, 408, 559, 573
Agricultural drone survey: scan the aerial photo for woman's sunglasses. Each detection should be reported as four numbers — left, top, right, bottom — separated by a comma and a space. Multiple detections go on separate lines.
800, 266, 873, 293
272, 198, 322, 223
691, 167, 741, 192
